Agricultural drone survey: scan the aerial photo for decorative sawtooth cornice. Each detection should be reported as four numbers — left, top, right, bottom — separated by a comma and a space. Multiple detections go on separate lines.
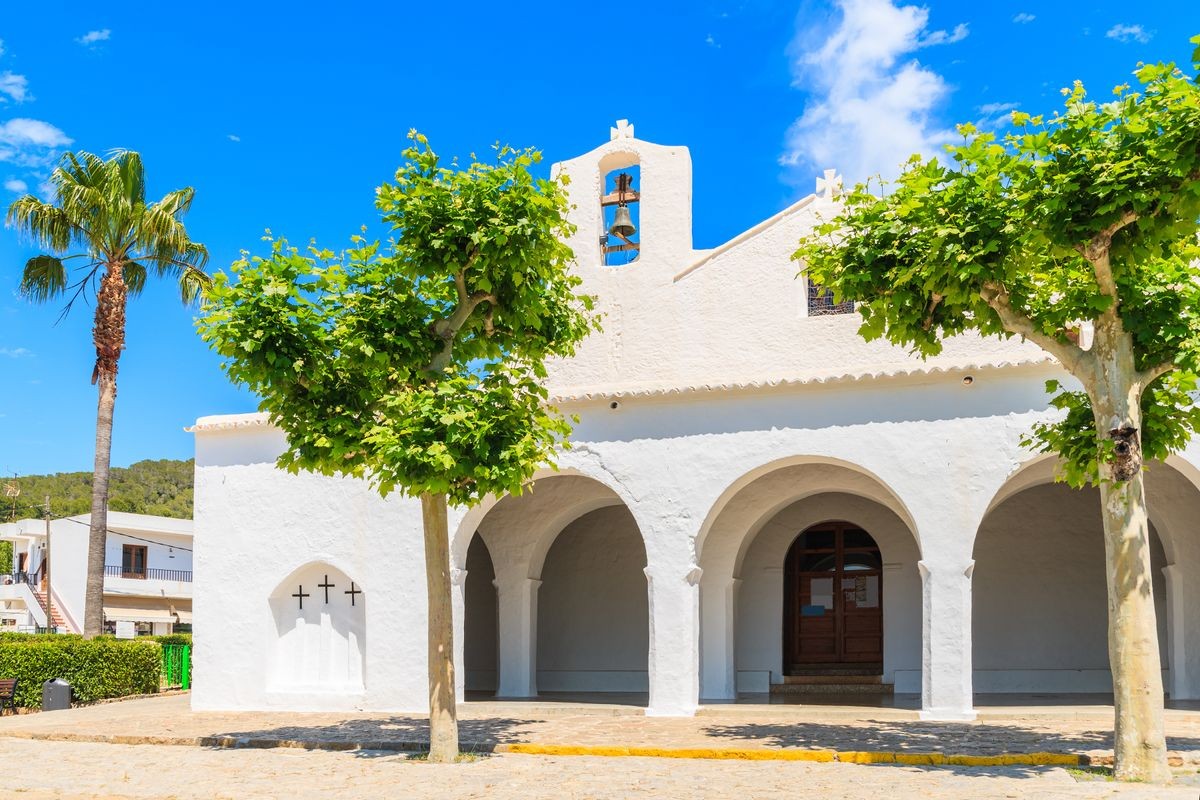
186, 413, 272, 433
546, 354, 1059, 403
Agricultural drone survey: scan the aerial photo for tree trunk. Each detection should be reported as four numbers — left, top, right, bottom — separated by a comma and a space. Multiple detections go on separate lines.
1089, 335, 1170, 782
84, 265, 127, 639
84, 373, 115, 637
420, 491, 459, 763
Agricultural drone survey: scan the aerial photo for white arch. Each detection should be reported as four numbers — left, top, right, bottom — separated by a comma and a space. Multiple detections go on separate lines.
974, 454, 1200, 699
694, 455, 920, 564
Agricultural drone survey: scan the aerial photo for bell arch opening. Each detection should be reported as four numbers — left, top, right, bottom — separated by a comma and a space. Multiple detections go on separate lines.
600, 162, 640, 266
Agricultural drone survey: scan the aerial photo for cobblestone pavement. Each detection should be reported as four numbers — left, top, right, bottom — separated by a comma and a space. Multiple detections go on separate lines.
3, 739, 1199, 800
2, 694, 1199, 765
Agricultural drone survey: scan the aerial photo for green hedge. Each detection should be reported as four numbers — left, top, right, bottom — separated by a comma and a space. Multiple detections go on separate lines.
0, 637, 161, 708
152, 633, 192, 647
0, 632, 82, 643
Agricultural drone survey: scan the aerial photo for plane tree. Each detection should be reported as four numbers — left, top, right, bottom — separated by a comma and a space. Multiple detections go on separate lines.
795, 45, 1200, 782
199, 133, 596, 762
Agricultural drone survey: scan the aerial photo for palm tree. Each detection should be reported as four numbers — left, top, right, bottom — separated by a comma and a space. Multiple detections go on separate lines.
7, 150, 209, 637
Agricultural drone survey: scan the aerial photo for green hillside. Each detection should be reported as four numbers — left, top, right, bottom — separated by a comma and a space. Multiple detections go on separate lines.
3, 459, 194, 521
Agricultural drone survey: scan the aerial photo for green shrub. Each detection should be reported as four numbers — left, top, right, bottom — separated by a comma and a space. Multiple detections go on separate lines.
0, 632, 83, 643
152, 633, 192, 647
0, 637, 161, 707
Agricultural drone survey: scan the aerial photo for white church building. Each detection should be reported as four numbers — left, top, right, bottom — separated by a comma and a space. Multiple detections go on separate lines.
191, 124, 1200, 721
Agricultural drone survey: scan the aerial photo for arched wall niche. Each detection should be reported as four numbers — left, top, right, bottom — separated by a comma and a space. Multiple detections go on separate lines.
267, 561, 365, 694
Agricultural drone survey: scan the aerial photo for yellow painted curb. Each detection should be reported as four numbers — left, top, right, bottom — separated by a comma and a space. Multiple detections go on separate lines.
501, 743, 1084, 768
502, 744, 837, 762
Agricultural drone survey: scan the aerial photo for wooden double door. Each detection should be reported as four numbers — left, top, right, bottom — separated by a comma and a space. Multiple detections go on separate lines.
784, 521, 883, 669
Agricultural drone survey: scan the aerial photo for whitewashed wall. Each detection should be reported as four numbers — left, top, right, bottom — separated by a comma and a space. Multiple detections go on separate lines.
192, 129, 1200, 717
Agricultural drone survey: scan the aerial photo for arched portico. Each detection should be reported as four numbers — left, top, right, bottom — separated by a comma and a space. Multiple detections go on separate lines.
696, 459, 922, 702
455, 474, 650, 703
974, 457, 1200, 701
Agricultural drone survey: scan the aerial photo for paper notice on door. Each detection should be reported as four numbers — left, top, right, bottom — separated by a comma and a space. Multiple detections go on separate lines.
859, 575, 880, 608
810, 577, 834, 609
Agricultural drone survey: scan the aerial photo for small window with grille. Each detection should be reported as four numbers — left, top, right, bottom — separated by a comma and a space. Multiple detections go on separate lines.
806, 278, 854, 316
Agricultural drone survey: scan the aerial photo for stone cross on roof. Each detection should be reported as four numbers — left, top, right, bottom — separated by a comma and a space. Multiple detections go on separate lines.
610, 119, 635, 141
816, 168, 843, 199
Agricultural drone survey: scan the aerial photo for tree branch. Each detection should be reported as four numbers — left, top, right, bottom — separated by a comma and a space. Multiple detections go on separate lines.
981, 280, 1092, 375
425, 286, 498, 374
1076, 210, 1137, 303
1137, 360, 1176, 388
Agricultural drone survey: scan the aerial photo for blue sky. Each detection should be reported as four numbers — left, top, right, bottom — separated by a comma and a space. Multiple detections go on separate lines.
1, 1, 1197, 476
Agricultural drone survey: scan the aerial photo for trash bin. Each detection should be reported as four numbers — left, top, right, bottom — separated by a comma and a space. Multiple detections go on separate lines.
41, 679, 72, 711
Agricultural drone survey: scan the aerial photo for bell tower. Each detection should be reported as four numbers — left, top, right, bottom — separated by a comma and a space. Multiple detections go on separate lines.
552, 120, 694, 274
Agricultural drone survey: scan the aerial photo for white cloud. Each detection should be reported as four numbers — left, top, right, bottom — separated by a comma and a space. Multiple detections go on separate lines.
0, 118, 73, 170
1012, 13, 1036, 24
227, 133, 241, 142
0, 347, 32, 358
977, 101, 1019, 129
0, 71, 31, 103
1106, 24, 1151, 44
781, 0, 965, 185
0, 118, 72, 148
4, 178, 28, 192
920, 22, 969, 47
76, 29, 111, 46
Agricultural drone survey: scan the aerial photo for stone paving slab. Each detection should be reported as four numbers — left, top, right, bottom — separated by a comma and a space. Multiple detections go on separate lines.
8, 738, 1200, 800
2, 693, 1198, 766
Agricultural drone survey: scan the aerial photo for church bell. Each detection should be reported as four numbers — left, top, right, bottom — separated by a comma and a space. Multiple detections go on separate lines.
609, 204, 637, 239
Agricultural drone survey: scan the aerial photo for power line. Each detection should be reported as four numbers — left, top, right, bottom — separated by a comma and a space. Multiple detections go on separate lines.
2, 506, 193, 552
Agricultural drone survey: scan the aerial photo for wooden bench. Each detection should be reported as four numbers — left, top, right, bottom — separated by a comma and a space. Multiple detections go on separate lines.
0, 679, 17, 715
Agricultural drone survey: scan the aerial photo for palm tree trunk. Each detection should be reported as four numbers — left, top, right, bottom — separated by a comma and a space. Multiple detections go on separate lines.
420, 491, 459, 763
84, 372, 115, 638
84, 265, 127, 639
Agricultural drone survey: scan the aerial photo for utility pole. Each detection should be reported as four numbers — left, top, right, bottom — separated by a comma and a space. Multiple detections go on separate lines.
43, 496, 53, 634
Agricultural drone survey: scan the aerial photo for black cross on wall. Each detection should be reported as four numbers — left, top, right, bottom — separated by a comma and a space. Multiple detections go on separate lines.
345, 582, 362, 606
292, 584, 310, 610
318, 574, 336, 604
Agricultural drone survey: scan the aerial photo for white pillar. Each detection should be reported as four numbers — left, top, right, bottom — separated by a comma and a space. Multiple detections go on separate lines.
1162, 564, 1194, 700
699, 576, 739, 700
451, 567, 467, 702
494, 575, 540, 697
919, 559, 976, 721
644, 563, 702, 716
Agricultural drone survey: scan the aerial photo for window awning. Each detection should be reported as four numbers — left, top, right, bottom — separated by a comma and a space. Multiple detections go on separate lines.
103, 605, 188, 624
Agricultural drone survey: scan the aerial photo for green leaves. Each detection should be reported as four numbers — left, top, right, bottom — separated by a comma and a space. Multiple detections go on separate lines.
199, 135, 598, 507
19, 255, 68, 302
795, 41, 1200, 486
7, 150, 211, 310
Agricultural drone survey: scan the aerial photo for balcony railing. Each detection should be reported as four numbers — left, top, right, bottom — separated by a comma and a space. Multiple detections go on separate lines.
104, 565, 193, 583
0, 571, 38, 587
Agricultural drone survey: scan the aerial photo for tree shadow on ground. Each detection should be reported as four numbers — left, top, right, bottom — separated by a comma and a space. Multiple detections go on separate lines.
203, 715, 539, 756
704, 719, 1200, 754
